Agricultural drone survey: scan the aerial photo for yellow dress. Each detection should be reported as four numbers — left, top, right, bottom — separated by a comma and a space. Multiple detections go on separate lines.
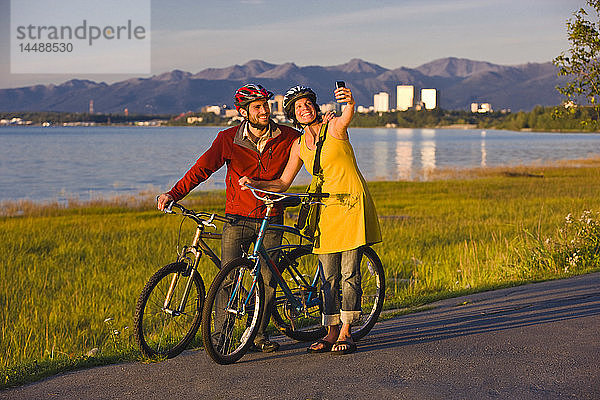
298, 127, 382, 254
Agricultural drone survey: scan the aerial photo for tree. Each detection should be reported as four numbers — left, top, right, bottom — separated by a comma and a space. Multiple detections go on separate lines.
554, 1, 600, 127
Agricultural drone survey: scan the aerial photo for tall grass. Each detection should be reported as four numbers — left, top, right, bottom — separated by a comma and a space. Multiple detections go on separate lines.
2, 162, 600, 387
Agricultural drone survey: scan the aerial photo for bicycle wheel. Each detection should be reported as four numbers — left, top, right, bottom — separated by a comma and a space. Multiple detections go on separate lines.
134, 262, 205, 359
352, 246, 385, 341
271, 247, 327, 342
201, 257, 264, 365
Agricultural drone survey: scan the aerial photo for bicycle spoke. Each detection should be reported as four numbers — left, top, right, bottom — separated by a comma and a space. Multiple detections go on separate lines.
271, 247, 327, 342
134, 263, 204, 358
351, 247, 385, 341
202, 258, 264, 364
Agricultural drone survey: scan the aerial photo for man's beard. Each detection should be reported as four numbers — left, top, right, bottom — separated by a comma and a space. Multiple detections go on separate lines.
248, 114, 269, 129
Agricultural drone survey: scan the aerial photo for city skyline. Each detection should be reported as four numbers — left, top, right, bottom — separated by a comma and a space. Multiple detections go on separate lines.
0, 0, 581, 89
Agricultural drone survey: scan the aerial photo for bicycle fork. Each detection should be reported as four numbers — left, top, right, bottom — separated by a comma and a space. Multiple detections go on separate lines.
163, 227, 204, 316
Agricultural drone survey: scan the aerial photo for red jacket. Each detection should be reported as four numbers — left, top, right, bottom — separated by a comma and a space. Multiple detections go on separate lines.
167, 121, 301, 218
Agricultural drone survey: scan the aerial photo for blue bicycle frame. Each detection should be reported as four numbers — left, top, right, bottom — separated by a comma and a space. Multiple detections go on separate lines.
226, 200, 325, 315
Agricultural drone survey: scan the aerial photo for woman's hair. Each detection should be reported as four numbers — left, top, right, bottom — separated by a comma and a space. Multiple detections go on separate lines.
283, 85, 322, 128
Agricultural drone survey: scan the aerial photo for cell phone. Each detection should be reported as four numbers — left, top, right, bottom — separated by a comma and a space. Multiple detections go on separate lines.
335, 81, 346, 89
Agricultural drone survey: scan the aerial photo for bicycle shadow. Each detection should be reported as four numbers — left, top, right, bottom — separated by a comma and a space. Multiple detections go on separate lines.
251, 274, 600, 361
361, 276, 600, 352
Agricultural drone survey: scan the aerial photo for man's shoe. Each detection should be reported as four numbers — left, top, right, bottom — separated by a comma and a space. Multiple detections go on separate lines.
250, 338, 280, 353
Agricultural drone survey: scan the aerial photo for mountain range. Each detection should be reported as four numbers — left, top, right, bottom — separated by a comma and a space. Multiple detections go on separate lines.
0, 57, 566, 114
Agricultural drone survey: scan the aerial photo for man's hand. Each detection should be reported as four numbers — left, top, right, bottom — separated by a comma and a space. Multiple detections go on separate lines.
157, 193, 174, 211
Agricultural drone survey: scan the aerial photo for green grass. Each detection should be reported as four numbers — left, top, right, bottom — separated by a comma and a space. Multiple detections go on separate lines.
2, 162, 600, 388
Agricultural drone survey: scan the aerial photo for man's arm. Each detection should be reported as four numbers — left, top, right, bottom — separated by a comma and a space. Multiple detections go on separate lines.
157, 132, 228, 210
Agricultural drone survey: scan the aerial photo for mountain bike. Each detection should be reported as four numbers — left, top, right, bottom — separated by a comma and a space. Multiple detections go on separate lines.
201, 186, 385, 365
133, 201, 233, 359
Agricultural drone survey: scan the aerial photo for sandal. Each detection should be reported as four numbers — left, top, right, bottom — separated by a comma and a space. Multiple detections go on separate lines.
307, 339, 334, 354
331, 340, 357, 355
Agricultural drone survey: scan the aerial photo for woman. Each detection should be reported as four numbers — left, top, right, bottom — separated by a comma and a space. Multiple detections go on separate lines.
239, 85, 381, 355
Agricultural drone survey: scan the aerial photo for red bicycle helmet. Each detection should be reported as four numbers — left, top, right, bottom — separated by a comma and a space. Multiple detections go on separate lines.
234, 83, 274, 111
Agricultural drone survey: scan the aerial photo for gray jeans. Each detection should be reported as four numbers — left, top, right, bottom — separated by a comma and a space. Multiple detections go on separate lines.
220, 214, 283, 342
319, 248, 362, 326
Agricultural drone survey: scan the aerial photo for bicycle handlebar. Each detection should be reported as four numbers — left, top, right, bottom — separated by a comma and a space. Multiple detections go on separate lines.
162, 200, 234, 225
243, 184, 329, 205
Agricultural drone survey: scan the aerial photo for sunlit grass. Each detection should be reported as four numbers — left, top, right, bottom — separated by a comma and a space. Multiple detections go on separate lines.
2, 161, 600, 388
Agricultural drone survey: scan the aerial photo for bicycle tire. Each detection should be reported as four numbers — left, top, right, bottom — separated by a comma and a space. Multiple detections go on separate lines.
201, 257, 264, 365
271, 247, 327, 342
351, 246, 385, 341
272, 246, 385, 342
134, 262, 204, 359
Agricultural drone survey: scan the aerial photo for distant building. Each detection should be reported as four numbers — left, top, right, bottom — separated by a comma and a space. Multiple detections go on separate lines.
471, 102, 493, 113
479, 103, 492, 113
421, 89, 437, 110
224, 109, 239, 118
320, 102, 341, 114
202, 105, 221, 115
271, 95, 285, 115
7, 117, 32, 125
89, 99, 94, 114
187, 116, 203, 124
357, 105, 373, 113
374, 92, 390, 112
396, 85, 414, 111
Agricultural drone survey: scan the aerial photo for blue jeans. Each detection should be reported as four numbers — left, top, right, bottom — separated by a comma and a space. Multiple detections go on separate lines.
221, 214, 283, 343
319, 248, 362, 326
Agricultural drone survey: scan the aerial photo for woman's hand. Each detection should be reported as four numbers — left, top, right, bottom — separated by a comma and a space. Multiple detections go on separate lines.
322, 110, 335, 122
330, 86, 355, 140
334, 87, 355, 106
238, 176, 255, 190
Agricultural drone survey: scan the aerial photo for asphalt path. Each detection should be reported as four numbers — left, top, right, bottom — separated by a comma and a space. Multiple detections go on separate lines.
2, 272, 599, 400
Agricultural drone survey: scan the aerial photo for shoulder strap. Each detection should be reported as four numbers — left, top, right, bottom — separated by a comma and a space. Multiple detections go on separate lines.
312, 122, 328, 176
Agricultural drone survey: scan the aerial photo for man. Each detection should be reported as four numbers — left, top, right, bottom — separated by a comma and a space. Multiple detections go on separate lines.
157, 83, 300, 352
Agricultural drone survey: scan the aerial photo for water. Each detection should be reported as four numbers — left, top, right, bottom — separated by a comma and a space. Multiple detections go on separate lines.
1, 125, 600, 203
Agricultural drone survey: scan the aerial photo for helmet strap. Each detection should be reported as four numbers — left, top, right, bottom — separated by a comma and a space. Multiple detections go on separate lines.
295, 114, 321, 130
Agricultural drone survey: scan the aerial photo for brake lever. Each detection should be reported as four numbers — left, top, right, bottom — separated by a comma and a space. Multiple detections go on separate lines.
202, 214, 217, 229
164, 200, 175, 214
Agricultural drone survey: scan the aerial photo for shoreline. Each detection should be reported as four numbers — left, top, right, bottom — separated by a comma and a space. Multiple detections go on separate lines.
2, 123, 598, 134
3, 156, 600, 215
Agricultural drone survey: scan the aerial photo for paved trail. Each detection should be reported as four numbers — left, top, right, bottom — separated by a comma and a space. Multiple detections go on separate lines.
2, 272, 599, 400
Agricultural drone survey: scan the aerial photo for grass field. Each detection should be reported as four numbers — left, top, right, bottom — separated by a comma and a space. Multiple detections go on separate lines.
2, 161, 600, 388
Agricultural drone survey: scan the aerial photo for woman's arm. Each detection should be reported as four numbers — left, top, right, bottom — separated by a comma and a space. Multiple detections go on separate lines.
329, 87, 356, 140
239, 139, 304, 192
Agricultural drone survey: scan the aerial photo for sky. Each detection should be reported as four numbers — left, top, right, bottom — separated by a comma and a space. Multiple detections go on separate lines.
0, 0, 583, 89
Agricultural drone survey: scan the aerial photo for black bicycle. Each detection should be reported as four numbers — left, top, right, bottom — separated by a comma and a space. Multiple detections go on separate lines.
133, 202, 232, 359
